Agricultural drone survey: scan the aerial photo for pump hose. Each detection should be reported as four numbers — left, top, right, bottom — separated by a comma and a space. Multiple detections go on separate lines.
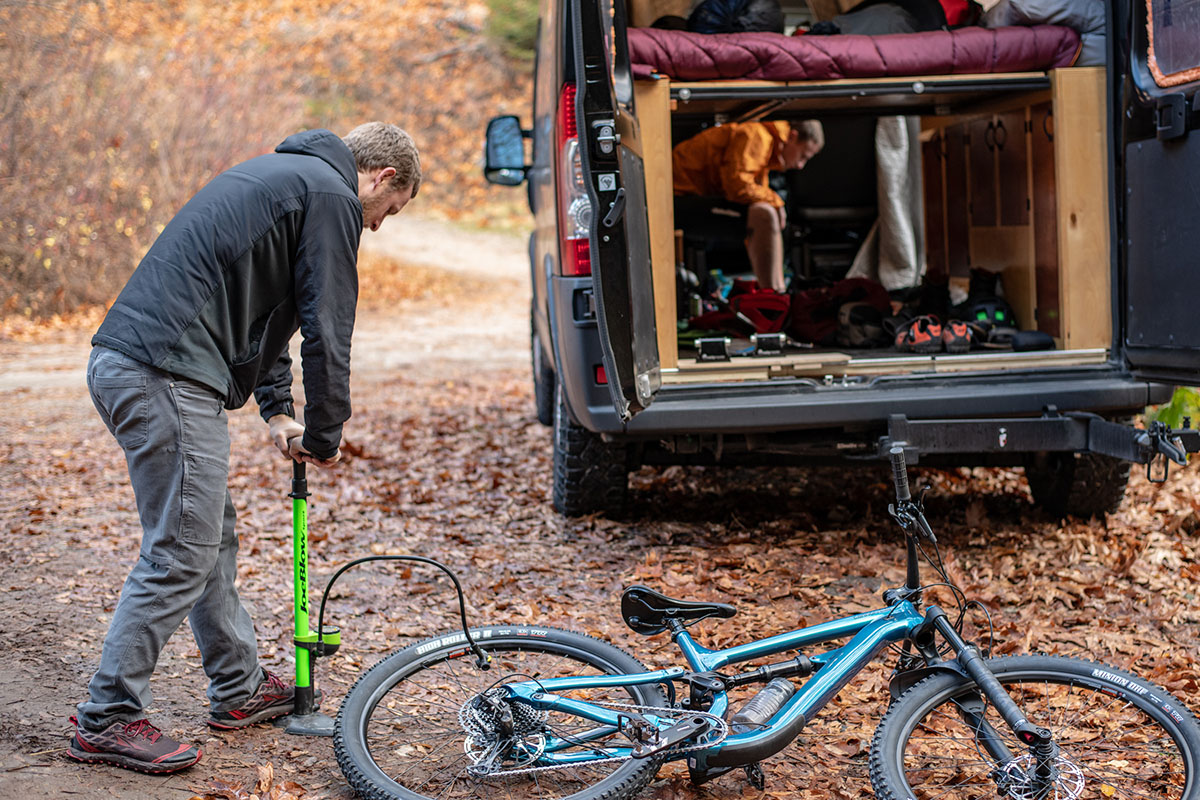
315, 555, 491, 669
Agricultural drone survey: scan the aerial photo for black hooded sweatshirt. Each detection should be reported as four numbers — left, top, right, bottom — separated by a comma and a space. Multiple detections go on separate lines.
93, 129, 362, 460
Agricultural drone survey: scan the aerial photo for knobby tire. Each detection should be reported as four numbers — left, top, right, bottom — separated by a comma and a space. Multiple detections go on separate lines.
334, 625, 666, 800
869, 654, 1200, 799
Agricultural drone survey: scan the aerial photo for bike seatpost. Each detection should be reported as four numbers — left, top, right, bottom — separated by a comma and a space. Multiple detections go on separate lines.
889, 447, 921, 593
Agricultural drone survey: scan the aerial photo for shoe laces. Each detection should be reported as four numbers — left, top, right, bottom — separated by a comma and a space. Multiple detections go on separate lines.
260, 671, 288, 696
123, 719, 163, 742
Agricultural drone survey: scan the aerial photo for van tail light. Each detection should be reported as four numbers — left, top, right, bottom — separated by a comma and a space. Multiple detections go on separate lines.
557, 82, 592, 277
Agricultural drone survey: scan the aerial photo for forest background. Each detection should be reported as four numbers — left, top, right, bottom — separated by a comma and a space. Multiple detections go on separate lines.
4, 3, 1200, 798
4, 0, 1198, 416
0, 0, 537, 320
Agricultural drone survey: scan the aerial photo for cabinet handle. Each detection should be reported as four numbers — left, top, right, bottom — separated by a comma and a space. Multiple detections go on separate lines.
984, 121, 996, 151
1041, 109, 1054, 142
994, 119, 1008, 149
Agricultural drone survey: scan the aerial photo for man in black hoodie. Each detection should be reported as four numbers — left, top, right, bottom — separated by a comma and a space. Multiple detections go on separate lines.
69, 123, 420, 774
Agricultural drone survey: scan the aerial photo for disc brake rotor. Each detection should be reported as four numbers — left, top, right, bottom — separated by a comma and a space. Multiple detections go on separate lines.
998, 755, 1085, 800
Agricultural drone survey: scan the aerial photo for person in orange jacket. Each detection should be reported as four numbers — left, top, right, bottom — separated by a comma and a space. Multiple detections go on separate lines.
673, 120, 824, 292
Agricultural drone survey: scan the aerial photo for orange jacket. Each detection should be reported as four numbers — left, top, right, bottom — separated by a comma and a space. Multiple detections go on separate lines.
672, 121, 790, 209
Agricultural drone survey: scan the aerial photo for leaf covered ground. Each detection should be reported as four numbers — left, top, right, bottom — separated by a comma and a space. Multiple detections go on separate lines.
2, 229, 1199, 799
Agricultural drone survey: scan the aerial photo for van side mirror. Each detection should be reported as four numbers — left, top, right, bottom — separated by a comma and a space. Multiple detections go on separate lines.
484, 115, 529, 186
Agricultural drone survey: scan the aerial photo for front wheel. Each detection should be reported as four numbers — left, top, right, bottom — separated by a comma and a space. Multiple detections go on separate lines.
334, 625, 666, 800
869, 654, 1200, 799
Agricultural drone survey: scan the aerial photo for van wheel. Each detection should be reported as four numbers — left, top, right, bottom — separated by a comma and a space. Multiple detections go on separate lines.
1024, 451, 1131, 518
552, 387, 628, 517
532, 320, 555, 427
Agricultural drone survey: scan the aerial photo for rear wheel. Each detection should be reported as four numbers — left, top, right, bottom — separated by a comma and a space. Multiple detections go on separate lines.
869, 654, 1200, 800
334, 625, 666, 800
552, 386, 628, 516
1024, 451, 1131, 517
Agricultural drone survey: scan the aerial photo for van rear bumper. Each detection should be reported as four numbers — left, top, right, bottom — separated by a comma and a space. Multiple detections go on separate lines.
573, 373, 1171, 436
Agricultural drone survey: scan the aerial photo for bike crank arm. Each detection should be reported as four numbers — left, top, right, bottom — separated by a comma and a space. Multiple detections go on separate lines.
928, 607, 1060, 790
631, 714, 717, 759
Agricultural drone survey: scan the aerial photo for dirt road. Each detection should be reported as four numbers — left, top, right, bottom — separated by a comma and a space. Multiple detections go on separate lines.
2, 216, 1199, 800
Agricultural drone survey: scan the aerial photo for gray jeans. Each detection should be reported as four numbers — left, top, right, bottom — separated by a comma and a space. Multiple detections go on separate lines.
78, 346, 262, 730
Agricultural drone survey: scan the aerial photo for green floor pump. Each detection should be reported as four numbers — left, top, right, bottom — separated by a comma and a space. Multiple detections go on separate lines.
282, 460, 338, 737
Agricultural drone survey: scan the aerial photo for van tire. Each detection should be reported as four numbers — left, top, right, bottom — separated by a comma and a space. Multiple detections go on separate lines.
532, 315, 555, 427
1024, 451, 1131, 518
553, 386, 628, 516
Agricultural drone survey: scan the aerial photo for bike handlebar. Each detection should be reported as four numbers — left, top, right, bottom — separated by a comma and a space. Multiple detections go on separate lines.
890, 446, 911, 504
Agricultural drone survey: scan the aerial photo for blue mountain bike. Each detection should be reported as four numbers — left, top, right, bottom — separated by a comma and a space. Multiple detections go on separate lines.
331, 449, 1200, 800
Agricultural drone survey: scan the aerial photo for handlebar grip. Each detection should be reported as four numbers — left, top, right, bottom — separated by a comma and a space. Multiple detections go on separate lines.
890, 446, 911, 503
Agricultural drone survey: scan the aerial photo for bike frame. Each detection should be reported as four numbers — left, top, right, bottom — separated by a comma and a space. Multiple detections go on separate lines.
503, 600, 926, 769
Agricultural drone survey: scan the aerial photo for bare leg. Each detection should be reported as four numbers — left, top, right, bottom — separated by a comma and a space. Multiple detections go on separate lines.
745, 202, 784, 292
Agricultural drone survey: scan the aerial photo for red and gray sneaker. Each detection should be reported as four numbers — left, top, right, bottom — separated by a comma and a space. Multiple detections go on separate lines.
68, 715, 201, 774
208, 670, 315, 730
942, 319, 974, 354
894, 315, 943, 354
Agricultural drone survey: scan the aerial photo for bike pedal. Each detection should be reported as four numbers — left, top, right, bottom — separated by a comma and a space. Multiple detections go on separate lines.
631, 715, 715, 759
744, 762, 765, 790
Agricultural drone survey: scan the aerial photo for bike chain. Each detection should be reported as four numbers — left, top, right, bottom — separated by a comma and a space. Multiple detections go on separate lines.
462, 700, 729, 778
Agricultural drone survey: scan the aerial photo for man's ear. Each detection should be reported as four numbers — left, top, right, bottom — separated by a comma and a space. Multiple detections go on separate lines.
373, 166, 397, 189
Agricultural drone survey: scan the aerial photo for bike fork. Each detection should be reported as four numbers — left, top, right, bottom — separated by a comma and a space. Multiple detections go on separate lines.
926, 606, 1059, 797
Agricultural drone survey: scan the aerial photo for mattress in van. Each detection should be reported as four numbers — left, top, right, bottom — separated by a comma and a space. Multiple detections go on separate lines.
627, 25, 1082, 81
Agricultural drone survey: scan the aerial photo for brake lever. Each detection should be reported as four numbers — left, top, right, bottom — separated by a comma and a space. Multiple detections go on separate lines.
915, 510, 938, 545
888, 499, 937, 545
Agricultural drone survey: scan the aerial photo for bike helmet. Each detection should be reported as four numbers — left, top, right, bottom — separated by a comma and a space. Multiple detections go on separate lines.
961, 296, 1016, 332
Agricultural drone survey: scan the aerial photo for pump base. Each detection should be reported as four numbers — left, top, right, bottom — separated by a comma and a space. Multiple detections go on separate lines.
283, 712, 335, 737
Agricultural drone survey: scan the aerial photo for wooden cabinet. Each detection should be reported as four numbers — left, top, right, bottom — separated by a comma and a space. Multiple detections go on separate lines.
921, 68, 1109, 348
1030, 100, 1060, 338
996, 110, 1030, 227
944, 124, 971, 278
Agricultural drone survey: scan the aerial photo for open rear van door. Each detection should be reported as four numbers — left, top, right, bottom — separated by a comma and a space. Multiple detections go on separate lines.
571, 0, 660, 420
1121, 0, 1200, 385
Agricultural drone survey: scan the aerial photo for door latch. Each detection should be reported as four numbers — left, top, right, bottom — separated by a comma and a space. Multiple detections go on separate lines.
1156, 94, 1187, 141
592, 118, 619, 156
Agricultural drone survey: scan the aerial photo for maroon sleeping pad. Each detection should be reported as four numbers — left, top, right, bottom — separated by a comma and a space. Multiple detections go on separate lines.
627, 25, 1081, 81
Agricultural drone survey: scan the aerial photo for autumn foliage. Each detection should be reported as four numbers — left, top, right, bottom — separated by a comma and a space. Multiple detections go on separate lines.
0, 0, 532, 318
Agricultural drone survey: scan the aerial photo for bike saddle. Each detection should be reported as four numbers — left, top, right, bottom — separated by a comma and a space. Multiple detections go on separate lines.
621, 585, 737, 635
